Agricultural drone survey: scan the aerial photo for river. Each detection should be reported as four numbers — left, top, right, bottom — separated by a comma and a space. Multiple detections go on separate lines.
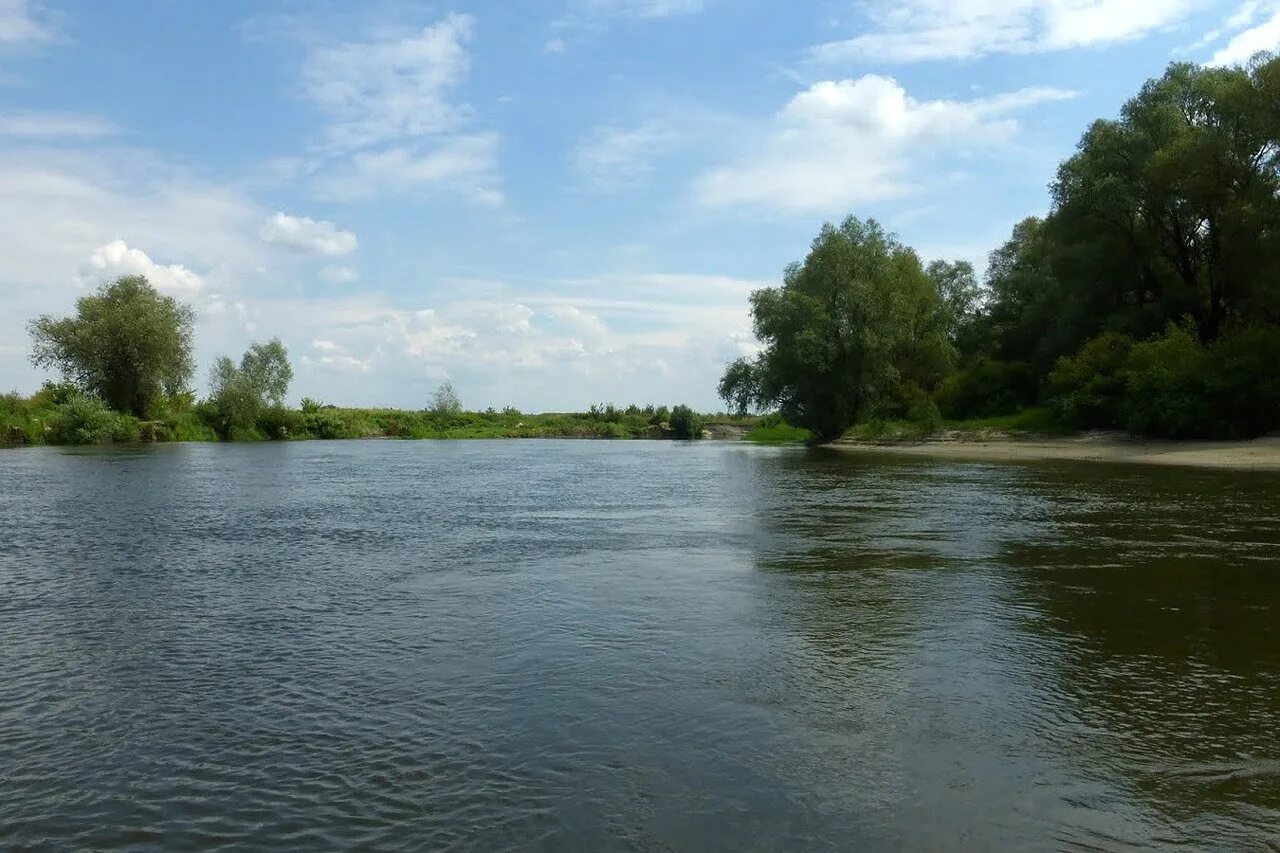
1, 440, 1277, 849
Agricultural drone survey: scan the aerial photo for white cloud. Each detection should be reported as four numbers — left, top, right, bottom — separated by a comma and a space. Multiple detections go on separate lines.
572, 122, 678, 190
809, 0, 1198, 64
81, 239, 206, 293
297, 12, 502, 204
320, 264, 359, 283
694, 75, 1075, 213
258, 211, 358, 255
0, 112, 118, 138
302, 338, 373, 372
1208, 5, 1280, 64
580, 0, 708, 19
312, 134, 502, 204
0, 0, 54, 45
303, 12, 475, 151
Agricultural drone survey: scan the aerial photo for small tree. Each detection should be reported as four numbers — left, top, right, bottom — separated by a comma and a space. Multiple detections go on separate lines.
28, 275, 195, 417
429, 380, 462, 415
668, 404, 704, 439
208, 339, 293, 437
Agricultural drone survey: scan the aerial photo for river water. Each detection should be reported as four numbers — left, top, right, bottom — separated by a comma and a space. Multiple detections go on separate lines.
1, 440, 1278, 850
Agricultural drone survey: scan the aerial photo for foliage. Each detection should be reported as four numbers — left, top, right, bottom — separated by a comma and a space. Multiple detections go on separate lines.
1120, 324, 1213, 438
934, 358, 1037, 420
207, 339, 293, 438
719, 216, 954, 443
28, 276, 195, 417
429, 381, 462, 416
744, 413, 812, 444
47, 396, 130, 445
1050, 60, 1280, 346
1048, 333, 1136, 428
668, 404, 704, 439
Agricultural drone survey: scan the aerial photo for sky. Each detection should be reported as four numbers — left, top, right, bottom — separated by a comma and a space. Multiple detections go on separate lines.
0, 0, 1275, 411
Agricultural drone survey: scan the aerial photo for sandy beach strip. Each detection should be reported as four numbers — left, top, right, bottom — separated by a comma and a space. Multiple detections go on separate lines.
829, 433, 1280, 471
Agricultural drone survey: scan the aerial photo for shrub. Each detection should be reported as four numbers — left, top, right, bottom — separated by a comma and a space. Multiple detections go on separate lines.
1121, 324, 1212, 438
257, 406, 304, 440
934, 358, 1037, 419
668, 404, 704, 439
1204, 326, 1280, 438
48, 396, 122, 445
1048, 332, 1135, 428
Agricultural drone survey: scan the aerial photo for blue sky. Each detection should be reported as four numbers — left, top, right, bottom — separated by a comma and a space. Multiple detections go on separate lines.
1, 0, 1275, 410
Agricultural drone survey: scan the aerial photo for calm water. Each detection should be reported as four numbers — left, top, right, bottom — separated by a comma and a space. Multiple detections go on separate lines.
1, 440, 1279, 850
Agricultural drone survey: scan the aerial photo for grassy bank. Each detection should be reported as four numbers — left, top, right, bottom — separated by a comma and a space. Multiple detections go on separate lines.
1, 390, 757, 448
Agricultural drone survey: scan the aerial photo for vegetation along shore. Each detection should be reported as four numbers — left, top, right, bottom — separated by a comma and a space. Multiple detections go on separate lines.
5, 58, 1280, 461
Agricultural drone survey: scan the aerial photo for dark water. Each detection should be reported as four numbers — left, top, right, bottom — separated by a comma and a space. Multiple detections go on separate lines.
2, 441, 1279, 850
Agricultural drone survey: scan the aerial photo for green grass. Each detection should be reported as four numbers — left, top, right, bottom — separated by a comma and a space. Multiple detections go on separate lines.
844, 407, 1075, 442
744, 423, 813, 444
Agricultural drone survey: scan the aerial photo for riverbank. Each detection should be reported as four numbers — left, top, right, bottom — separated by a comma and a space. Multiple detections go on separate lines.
832, 431, 1280, 471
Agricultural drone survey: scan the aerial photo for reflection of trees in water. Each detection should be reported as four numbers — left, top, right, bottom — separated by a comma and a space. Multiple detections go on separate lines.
736, 451, 1280, 845
998, 464, 1280, 838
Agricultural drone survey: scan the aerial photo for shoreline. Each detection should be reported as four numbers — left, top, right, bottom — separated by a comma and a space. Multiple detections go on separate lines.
830, 432, 1280, 471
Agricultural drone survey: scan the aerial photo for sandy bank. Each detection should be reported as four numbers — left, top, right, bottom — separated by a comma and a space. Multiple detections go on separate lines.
830, 432, 1280, 471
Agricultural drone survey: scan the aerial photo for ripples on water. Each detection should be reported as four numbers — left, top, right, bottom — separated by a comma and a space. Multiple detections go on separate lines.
1, 441, 1278, 850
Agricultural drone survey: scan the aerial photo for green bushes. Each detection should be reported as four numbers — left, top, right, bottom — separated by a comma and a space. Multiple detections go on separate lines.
668, 404, 704, 439
1048, 332, 1135, 428
935, 358, 1037, 419
1047, 324, 1280, 438
47, 396, 131, 445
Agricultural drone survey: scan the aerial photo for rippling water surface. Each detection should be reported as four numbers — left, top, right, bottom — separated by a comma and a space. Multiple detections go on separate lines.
2, 440, 1279, 850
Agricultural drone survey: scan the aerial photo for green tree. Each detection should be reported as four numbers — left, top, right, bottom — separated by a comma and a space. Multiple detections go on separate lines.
429, 380, 462, 415
1051, 58, 1280, 344
28, 275, 195, 417
207, 339, 293, 437
668, 404, 703, 439
718, 217, 953, 443
926, 260, 983, 347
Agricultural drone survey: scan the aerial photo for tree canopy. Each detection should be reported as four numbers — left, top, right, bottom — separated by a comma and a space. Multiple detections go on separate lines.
28, 275, 195, 418
719, 217, 953, 442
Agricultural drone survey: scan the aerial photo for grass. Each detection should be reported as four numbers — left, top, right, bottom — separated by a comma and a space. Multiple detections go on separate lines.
844, 407, 1075, 442
744, 423, 813, 444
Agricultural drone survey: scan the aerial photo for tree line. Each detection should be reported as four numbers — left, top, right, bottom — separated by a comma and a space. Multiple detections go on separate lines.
720, 57, 1280, 442
6, 275, 717, 444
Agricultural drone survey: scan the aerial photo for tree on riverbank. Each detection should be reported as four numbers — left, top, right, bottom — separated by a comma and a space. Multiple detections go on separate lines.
207, 339, 293, 439
718, 217, 953, 443
27, 275, 195, 418
725, 55, 1280, 442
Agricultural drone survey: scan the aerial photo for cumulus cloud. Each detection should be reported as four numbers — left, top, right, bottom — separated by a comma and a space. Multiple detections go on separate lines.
694, 75, 1075, 213
0, 112, 118, 138
258, 211, 358, 255
81, 239, 206, 293
809, 0, 1198, 64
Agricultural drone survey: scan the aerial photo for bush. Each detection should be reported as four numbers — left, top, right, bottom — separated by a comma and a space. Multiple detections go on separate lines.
935, 358, 1037, 419
1048, 332, 1135, 428
48, 396, 122, 445
668, 404, 704, 439
1204, 326, 1280, 438
1121, 324, 1212, 438
257, 406, 304, 440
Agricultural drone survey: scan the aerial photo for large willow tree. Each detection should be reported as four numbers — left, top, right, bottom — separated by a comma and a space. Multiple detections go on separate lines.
1048, 57, 1280, 346
719, 217, 953, 443
28, 275, 195, 418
